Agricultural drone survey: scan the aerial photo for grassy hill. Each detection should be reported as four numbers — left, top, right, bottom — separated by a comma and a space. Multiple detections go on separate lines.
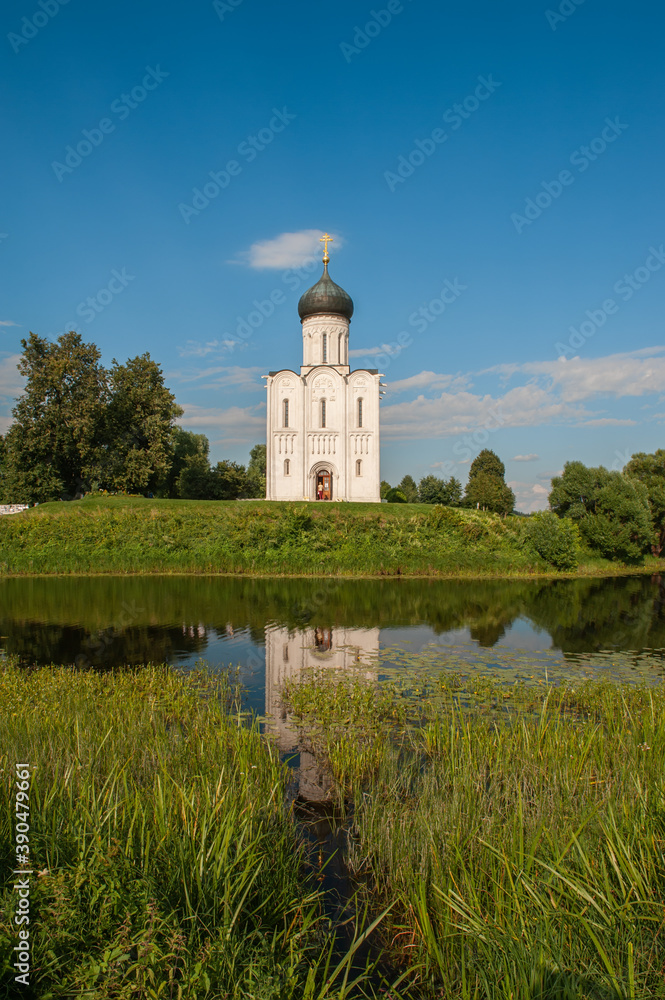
0, 495, 660, 577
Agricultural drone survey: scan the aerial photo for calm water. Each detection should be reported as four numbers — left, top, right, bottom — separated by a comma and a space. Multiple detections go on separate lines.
3, 574, 665, 707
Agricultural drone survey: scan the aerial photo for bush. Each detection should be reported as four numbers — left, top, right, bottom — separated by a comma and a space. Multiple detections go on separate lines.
385, 488, 407, 503
526, 511, 579, 570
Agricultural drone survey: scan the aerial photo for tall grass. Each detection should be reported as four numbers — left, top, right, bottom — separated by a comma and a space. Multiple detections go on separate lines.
0, 662, 391, 999
284, 673, 665, 999
0, 495, 651, 577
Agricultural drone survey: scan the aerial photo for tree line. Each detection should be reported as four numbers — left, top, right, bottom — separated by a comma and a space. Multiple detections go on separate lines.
381, 448, 516, 513
0, 333, 265, 503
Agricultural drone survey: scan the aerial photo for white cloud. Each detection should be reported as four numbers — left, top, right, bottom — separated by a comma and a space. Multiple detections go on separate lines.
178, 338, 242, 359
232, 230, 344, 270
0, 354, 24, 400
382, 384, 592, 441
0, 320, 18, 327
387, 370, 471, 394
178, 402, 266, 445
578, 417, 637, 427
349, 346, 390, 358
509, 480, 550, 514
487, 348, 665, 403
168, 365, 265, 393
513, 454, 539, 462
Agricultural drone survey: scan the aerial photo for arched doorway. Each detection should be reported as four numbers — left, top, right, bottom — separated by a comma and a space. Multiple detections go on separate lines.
310, 462, 337, 501
316, 469, 332, 501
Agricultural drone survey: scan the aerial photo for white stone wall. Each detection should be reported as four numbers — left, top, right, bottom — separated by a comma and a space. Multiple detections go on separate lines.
0, 505, 29, 516
301, 314, 349, 368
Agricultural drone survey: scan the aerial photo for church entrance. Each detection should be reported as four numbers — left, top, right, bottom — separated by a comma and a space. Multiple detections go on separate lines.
316, 471, 332, 501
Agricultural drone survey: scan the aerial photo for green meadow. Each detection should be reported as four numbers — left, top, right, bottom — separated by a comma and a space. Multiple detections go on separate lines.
1, 495, 662, 577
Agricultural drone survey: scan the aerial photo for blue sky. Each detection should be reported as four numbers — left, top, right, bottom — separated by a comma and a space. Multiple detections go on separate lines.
1, 0, 664, 510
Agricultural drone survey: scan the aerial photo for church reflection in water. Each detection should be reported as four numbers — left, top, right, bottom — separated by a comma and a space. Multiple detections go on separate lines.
264, 625, 380, 802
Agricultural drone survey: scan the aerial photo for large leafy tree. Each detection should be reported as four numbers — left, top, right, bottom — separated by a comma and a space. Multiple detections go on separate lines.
177, 456, 246, 500
465, 472, 515, 515
244, 443, 266, 499
418, 474, 462, 506
463, 450, 514, 514
625, 450, 665, 554
398, 474, 418, 503
549, 461, 652, 562
2, 332, 109, 502
468, 449, 505, 481
159, 428, 209, 498
105, 354, 183, 493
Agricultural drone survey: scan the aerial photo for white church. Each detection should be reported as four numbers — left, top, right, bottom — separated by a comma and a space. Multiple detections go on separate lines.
264, 235, 382, 502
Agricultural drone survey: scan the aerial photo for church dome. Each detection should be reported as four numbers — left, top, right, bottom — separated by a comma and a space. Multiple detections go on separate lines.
298, 264, 354, 321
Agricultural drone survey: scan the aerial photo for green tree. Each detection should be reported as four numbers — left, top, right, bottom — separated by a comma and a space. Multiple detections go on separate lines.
159, 428, 209, 499
2, 332, 109, 502
177, 454, 213, 500
549, 461, 652, 562
398, 474, 418, 503
465, 471, 515, 515
463, 450, 514, 514
625, 450, 665, 554
105, 354, 183, 494
526, 511, 580, 570
385, 487, 407, 503
244, 444, 266, 499
468, 449, 505, 481
418, 474, 462, 506
380, 480, 391, 500
177, 456, 247, 501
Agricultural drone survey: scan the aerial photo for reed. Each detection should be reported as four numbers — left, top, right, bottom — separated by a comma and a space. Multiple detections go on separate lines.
284, 672, 665, 999
0, 661, 391, 999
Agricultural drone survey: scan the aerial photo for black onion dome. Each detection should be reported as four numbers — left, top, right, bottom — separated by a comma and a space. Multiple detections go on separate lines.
297, 264, 354, 321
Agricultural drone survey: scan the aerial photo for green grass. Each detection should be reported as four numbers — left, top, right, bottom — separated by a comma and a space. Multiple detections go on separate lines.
283, 670, 665, 999
0, 662, 394, 999
1, 496, 661, 577
3, 658, 665, 998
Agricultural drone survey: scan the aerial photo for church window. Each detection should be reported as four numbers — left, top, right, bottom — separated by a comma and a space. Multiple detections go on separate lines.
283, 398, 289, 427
320, 399, 326, 428
356, 459, 362, 476
357, 398, 363, 428
322, 333, 327, 363
284, 459, 290, 476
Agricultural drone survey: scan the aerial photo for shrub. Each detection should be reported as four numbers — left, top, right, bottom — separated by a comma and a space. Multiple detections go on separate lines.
385, 488, 407, 504
526, 511, 579, 570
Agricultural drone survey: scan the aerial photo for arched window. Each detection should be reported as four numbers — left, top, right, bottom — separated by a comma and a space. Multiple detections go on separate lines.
322, 333, 327, 363
356, 459, 362, 476
357, 398, 363, 428
284, 459, 290, 476
283, 398, 289, 427
320, 399, 326, 428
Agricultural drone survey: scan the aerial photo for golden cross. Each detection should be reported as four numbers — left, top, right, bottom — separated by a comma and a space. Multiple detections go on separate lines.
320, 232, 333, 262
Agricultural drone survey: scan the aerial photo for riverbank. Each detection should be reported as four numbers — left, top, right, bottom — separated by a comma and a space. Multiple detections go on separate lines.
1, 495, 662, 577
3, 660, 664, 998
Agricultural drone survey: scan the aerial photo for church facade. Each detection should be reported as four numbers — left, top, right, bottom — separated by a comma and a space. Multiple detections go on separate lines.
264, 237, 382, 502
